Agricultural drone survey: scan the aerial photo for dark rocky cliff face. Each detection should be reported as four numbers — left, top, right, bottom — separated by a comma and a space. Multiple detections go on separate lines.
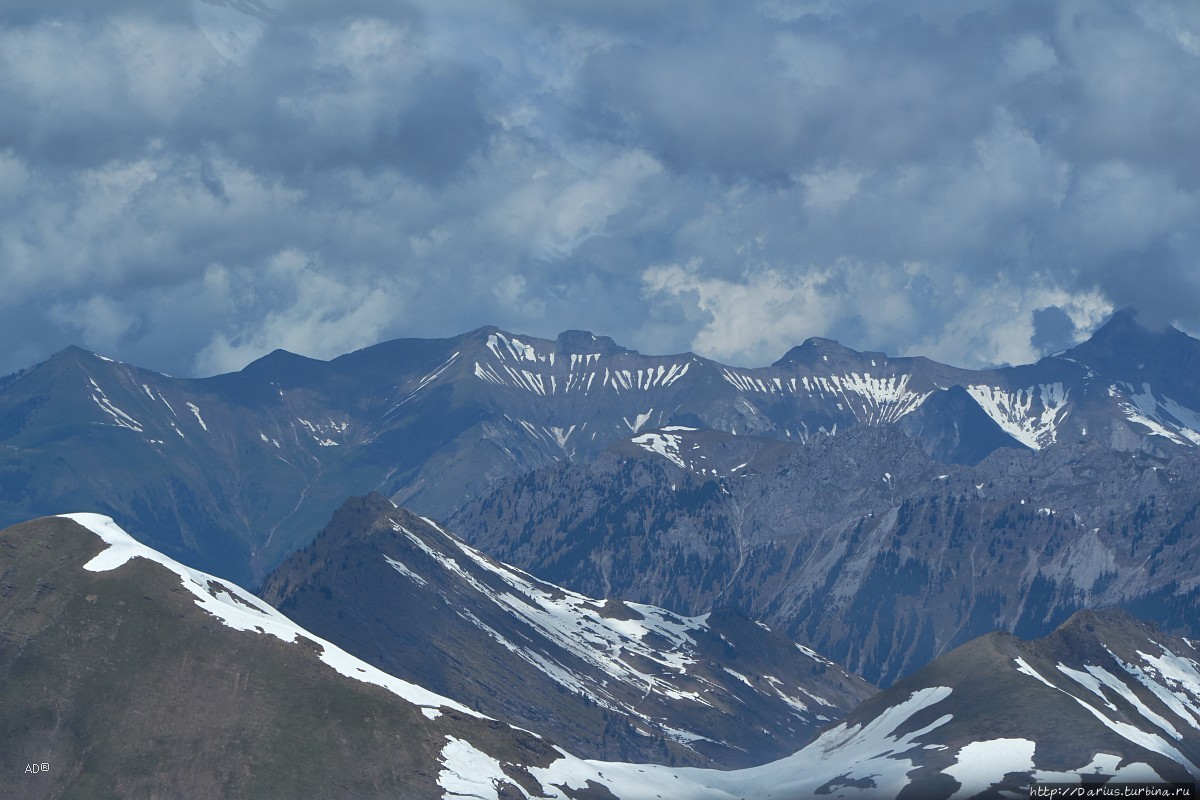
450, 427, 1200, 687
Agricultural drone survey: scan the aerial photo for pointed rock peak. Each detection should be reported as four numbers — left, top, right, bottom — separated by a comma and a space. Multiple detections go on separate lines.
0, 347, 106, 389
1090, 306, 1145, 337
773, 337, 866, 367
1104, 305, 1142, 327
554, 329, 631, 355
1068, 306, 1199, 375
323, 492, 402, 541
243, 348, 319, 369
1080, 306, 1185, 346
52, 344, 102, 361
1052, 606, 1143, 636
31, 345, 118, 373
236, 348, 327, 384
464, 324, 502, 339
261, 347, 300, 360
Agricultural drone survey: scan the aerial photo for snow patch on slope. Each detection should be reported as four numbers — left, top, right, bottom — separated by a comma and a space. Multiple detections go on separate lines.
476, 333, 690, 397
1033, 754, 1166, 783
1112, 383, 1200, 445
1012, 649, 1199, 775
630, 429, 686, 468
487, 332, 539, 363
384, 555, 428, 587
440, 669, 1191, 800
722, 369, 929, 424
521, 687, 956, 800
390, 518, 714, 709
1113, 645, 1200, 733
944, 739, 1034, 800
297, 417, 344, 446
630, 426, 748, 478
388, 351, 460, 413
63, 513, 475, 718
88, 378, 144, 432
966, 383, 1068, 450
438, 736, 516, 799
185, 401, 208, 431
624, 409, 654, 434
1014, 656, 1056, 688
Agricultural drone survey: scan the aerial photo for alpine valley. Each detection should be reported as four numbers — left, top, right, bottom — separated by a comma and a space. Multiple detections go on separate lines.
2, 308, 1199, 798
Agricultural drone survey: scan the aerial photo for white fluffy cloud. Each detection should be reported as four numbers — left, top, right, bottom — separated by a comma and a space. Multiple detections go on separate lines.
643, 260, 1116, 369
642, 262, 837, 366
193, 253, 401, 374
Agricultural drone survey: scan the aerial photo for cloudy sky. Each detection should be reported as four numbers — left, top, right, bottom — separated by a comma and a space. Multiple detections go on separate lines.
2, 0, 1198, 376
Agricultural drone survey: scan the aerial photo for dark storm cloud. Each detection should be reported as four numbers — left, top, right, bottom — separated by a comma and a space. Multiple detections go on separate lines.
1, 0, 1198, 376
0, 7, 490, 180
571, 6, 994, 179
1031, 306, 1077, 355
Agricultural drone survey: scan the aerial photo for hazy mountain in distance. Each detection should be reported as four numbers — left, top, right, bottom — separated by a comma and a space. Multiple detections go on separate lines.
450, 422, 1200, 687
5, 309, 1200, 589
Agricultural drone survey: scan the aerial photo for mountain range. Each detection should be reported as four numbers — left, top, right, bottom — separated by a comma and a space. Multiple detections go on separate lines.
3, 308, 1200, 794
450, 420, 1200, 686
2, 514, 1197, 798
4, 308, 1199, 593
4, 311, 1200, 686
258, 493, 874, 768
0, 514, 555, 800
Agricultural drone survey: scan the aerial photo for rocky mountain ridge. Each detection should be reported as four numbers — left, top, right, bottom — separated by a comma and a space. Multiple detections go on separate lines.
0, 514, 559, 799
450, 422, 1200, 687
4, 515, 1195, 797
259, 494, 875, 768
3, 309, 1199, 590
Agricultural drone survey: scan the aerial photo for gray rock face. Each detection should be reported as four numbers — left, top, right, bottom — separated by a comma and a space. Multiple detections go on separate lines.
2, 308, 1198, 687
571, 608, 1199, 799
260, 494, 875, 768
815, 608, 1200, 796
450, 426, 1200, 687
